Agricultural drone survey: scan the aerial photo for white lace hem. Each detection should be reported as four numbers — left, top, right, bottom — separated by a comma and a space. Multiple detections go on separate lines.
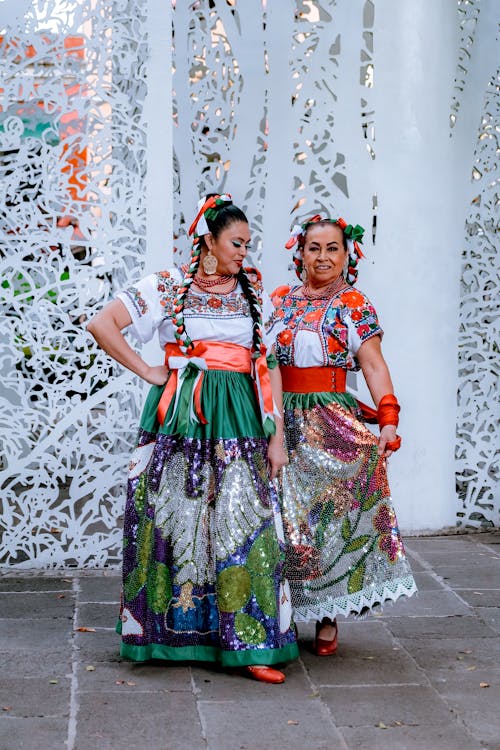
292, 574, 418, 623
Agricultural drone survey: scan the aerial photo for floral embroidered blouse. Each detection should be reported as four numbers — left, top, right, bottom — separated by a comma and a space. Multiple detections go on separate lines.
116, 267, 277, 350
268, 284, 383, 371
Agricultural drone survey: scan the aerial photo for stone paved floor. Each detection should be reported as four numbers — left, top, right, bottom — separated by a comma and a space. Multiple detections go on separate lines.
0, 532, 499, 750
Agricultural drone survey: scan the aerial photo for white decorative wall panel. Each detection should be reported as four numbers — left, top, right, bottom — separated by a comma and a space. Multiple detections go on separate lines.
172, 0, 376, 290
454, 1, 499, 529
0, 0, 148, 565
0, 0, 498, 568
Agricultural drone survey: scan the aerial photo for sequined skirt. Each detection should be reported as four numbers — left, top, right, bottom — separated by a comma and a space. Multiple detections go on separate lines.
280, 390, 417, 622
118, 369, 299, 666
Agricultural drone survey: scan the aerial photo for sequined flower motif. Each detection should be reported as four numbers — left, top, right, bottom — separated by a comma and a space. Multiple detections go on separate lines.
373, 502, 404, 563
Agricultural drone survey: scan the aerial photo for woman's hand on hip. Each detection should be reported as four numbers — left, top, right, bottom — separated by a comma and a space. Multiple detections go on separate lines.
267, 437, 289, 480
378, 424, 397, 458
144, 364, 170, 386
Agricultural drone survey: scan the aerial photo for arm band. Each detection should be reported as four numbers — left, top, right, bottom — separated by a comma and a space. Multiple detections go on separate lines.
377, 394, 402, 452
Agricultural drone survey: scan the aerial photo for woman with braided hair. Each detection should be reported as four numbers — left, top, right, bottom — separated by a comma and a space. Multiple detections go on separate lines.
268, 215, 417, 656
87, 194, 298, 683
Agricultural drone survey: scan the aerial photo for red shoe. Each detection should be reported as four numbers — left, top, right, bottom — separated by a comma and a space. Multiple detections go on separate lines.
313, 617, 338, 656
245, 665, 285, 684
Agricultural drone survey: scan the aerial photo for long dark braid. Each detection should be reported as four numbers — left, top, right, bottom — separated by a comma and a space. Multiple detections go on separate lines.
237, 267, 264, 356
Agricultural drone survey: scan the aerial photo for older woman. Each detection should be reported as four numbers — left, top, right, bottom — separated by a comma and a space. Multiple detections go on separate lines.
87, 194, 298, 683
269, 215, 417, 655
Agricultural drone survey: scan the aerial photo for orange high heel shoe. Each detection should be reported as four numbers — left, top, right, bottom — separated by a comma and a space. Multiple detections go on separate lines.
245, 665, 285, 684
313, 617, 338, 656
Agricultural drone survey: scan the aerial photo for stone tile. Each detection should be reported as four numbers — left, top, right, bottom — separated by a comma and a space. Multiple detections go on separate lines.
322, 684, 455, 728
0, 717, 68, 750
199, 697, 343, 750
0, 677, 70, 718
405, 538, 499, 569
475, 607, 500, 634
0, 592, 75, 619
74, 691, 202, 750
412, 571, 449, 591
299, 620, 424, 688
431, 671, 500, 746
305, 650, 424, 688
78, 576, 121, 603
0, 577, 73, 592
0, 648, 72, 678
340, 723, 485, 750
398, 636, 498, 674
376, 590, 470, 618
76, 602, 117, 630
402, 552, 428, 573
384, 615, 497, 640
0, 618, 73, 651
191, 658, 310, 700
473, 532, 500, 547
77, 659, 192, 692
74, 629, 122, 662
436, 564, 500, 589
407, 536, 480, 551
454, 589, 500, 607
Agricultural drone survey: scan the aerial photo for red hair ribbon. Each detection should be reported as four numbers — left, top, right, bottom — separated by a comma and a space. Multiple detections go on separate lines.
188, 196, 218, 237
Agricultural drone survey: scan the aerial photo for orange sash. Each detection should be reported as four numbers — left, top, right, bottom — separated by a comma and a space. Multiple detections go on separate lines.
280, 365, 346, 394
157, 341, 275, 433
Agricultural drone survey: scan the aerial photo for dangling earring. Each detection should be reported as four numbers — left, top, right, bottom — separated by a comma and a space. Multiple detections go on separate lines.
202, 247, 218, 275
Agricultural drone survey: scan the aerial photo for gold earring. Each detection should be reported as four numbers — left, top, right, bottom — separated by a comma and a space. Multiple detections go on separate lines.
202, 248, 218, 275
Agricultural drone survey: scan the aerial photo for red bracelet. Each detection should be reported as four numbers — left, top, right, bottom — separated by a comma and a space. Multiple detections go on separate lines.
378, 394, 402, 452
377, 394, 400, 428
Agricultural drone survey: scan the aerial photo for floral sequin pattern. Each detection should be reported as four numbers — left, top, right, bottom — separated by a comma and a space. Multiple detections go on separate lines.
120, 431, 296, 657
373, 502, 405, 563
280, 397, 416, 621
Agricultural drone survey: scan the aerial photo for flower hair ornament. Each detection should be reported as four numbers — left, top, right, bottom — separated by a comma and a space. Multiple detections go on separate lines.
285, 214, 365, 285
188, 193, 233, 244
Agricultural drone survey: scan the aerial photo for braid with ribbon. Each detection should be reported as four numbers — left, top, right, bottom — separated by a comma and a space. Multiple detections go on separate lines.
171, 241, 201, 353
285, 214, 365, 286
172, 193, 235, 353
237, 267, 264, 357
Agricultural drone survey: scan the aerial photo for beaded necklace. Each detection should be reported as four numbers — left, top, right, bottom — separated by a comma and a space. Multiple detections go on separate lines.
301, 275, 347, 300
193, 274, 238, 293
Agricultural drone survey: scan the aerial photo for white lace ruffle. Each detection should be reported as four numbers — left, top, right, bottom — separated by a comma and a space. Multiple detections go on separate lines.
291, 574, 418, 623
